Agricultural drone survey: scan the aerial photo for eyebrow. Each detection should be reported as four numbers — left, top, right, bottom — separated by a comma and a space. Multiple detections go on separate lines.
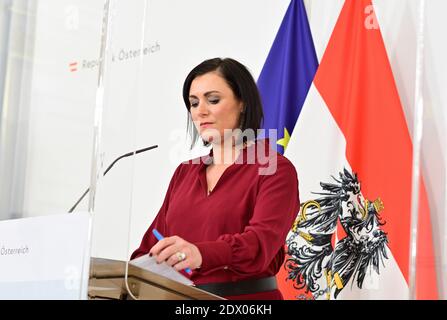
189, 90, 221, 99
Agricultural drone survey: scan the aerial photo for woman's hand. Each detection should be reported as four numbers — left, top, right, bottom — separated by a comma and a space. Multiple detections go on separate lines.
149, 235, 202, 272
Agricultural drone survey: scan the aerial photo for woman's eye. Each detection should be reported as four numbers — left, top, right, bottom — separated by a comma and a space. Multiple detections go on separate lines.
190, 101, 199, 108
209, 98, 220, 105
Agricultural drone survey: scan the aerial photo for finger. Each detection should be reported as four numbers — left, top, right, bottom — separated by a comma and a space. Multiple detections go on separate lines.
173, 259, 192, 273
166, 252, 182, 267
156, 243, 182, 264
149, 236, 177, 256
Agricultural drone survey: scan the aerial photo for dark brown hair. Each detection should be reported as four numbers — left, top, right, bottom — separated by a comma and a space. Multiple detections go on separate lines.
182, 58, 264, 148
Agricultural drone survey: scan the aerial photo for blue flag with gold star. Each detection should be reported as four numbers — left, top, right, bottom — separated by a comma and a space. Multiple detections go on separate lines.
257, 0, 318, 155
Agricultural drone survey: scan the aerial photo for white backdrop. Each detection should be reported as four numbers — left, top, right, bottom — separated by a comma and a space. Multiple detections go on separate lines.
18, 0, 447, 297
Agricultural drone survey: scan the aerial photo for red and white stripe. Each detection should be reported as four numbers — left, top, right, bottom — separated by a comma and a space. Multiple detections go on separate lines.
280, 0, 437, 299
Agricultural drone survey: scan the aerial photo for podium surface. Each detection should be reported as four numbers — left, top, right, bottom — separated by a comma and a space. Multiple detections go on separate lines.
88, 257, 224, 300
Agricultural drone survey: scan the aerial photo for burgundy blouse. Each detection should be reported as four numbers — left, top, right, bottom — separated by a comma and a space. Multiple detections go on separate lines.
131, 139, 300, 300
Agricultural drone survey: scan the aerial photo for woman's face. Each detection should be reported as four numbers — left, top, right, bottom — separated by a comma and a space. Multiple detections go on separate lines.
188, 71, 243, 144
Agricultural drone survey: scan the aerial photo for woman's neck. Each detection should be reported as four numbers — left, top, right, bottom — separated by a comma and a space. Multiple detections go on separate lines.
211, 139, 244, 166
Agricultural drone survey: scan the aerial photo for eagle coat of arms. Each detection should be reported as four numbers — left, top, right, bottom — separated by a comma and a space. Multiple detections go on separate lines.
285, 168, 388, 299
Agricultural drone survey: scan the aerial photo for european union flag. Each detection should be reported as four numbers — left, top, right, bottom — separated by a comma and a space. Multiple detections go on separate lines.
257, 0, 318, 155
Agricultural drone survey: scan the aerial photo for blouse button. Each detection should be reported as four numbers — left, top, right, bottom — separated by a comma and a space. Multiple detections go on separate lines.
223, 266, 228, 270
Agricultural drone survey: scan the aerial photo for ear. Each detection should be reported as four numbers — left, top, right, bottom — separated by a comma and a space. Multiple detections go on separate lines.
239, 101, 244, 114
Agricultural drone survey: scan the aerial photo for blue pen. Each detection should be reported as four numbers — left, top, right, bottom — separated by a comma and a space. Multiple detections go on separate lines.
152, 229, 192, 274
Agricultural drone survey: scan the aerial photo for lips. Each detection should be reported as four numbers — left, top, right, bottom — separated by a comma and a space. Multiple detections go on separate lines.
200, 122, 213, 128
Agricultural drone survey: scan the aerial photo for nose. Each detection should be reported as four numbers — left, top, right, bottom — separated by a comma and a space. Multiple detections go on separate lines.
196, 100, 209, 116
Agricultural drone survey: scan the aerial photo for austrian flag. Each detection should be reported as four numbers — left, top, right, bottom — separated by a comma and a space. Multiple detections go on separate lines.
276, 0, 437, 299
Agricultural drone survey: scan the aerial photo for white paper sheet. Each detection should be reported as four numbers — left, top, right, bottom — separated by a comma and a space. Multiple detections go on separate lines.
129, 254, 194, 286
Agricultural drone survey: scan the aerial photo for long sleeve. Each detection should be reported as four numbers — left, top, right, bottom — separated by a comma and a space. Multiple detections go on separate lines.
194, 159, 300, 276
130, 164, 182, 260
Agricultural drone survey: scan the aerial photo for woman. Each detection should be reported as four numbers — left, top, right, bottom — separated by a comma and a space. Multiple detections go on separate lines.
131, 58, 299, 300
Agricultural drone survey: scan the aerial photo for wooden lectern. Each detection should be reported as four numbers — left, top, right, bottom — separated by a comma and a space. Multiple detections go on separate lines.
88, 257, 225, 300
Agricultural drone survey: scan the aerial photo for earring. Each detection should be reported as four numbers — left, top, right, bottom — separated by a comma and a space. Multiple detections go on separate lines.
239, 112, 245, 129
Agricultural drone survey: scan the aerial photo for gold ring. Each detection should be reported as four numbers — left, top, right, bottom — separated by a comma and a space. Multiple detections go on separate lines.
176, 252, 186, 262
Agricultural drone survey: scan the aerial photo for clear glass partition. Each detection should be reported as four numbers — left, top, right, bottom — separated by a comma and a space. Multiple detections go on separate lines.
0, 0, 446, 300
0, 0, 104, 299
92, 0, 447, 300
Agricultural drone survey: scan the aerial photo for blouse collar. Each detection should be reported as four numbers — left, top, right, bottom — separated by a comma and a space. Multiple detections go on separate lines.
199, 138, 273, 168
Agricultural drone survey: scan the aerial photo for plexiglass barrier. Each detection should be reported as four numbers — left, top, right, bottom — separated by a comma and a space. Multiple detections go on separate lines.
0, 0, 446, 300
0, 0, 104, 299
